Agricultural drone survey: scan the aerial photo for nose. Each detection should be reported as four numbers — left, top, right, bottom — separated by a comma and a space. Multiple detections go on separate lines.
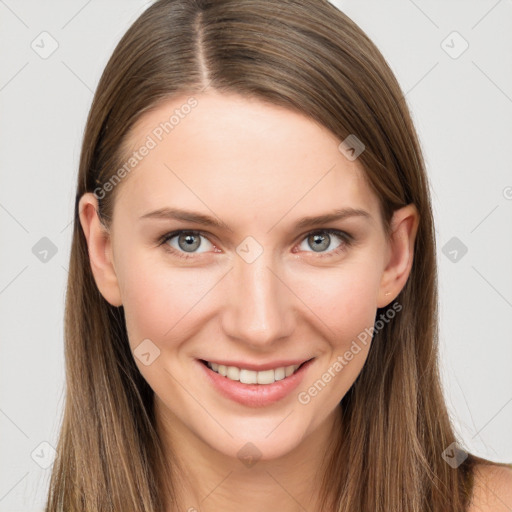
221, 249, 295, 350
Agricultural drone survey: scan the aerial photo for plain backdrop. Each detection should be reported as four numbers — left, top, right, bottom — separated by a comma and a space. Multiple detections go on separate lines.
0, 0, 511, 510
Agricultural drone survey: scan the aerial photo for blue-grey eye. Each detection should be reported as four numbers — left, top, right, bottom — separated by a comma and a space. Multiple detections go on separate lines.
166, 231, 213, 253
300, 231, 344, 253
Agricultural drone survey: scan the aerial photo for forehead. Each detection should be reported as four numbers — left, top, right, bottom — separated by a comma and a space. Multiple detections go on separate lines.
115, 91, 381, 229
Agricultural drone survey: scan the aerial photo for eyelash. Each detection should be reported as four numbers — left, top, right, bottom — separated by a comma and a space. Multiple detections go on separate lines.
157, 229, 354, 260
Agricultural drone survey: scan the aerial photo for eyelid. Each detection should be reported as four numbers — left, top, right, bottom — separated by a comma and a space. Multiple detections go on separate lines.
158, 228, 354, 259
158, 230, 216, 255
294, 228, 353, 257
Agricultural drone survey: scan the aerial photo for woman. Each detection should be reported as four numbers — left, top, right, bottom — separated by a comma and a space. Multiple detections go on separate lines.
45, 0, 512, 510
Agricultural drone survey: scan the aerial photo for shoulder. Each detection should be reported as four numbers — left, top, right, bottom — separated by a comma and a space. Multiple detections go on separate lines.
468, 462, 512, 512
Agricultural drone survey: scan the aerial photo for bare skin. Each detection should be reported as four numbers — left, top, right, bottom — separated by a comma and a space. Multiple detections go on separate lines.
469, 464, 512, 512
79, 90, 420, 511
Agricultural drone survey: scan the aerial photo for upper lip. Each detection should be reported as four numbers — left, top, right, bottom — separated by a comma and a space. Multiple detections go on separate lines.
199, 357, 313, 372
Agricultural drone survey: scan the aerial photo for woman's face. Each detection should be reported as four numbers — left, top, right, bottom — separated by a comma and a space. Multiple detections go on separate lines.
84, 90, 416, 462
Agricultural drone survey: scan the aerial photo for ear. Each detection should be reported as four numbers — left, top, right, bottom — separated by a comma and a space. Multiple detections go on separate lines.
377, 203, 419, 308
78, 193, 123, 307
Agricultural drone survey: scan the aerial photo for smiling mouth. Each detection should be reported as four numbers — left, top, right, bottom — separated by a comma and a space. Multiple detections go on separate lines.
199, 359, 312, 385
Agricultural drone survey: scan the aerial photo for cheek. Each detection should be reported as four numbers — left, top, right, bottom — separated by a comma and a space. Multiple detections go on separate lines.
291, 255, 382, 340
119, 245, 383, 355
121, 274, 178, 348
119, 255, 217, 349
291, 256, 382, 399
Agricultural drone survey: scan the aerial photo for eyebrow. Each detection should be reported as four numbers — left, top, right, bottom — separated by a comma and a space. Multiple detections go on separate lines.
139, 207, 372, 232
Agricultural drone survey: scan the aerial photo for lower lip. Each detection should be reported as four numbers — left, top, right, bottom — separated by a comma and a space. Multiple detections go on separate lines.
197, 358, 314, 408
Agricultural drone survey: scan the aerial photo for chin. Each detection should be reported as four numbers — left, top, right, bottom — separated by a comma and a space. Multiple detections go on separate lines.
196, 411, 317, 464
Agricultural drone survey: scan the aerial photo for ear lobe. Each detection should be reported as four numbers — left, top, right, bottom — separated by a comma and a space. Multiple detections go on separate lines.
78, 193, 123, 307
377, 203, 420, 308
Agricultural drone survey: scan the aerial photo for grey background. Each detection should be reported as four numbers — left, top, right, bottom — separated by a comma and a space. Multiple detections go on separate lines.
0, 0, 511, 510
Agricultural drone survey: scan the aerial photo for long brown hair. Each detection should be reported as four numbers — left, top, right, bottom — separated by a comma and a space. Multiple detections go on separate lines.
45, 0, 499, 510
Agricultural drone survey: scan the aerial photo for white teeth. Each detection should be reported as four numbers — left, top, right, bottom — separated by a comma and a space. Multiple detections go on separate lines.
206, 361, 302, 384
240, 369, 258, 384
226, 366, 240, 380
285, 365, 295, 377
256, 369, 274, 385
274, 367, 285, 380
